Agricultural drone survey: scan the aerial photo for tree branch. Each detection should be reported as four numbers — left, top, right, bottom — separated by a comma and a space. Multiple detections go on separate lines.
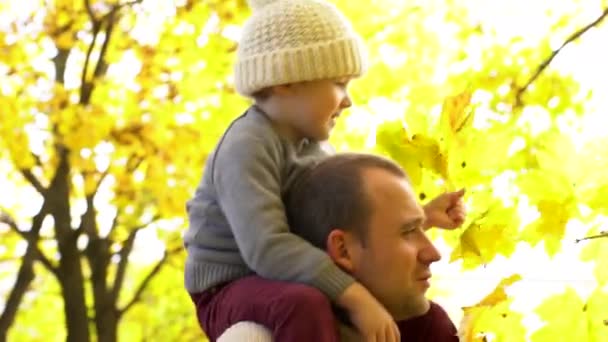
0, 205, 51, 339
33, 248, 60, 278
111, 228, 139, 302
0, 246, 35, 341
20, 169, 46, 195
117, 246, 181, 317
107, 213, 120, 239
111, 215, 160, 301
92, 9, 117, 81
113, 0, 144, 13
94, 168, 110, 194
0, 210, 59, 277
77, 193, 98, 237
84, 0, 98, 25
80, 18, 101, 105
576, 230, 608, 243
515, 7, 608, 107
52, 48, 70, 85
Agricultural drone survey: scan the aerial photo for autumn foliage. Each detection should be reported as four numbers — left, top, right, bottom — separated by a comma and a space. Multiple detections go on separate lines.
1, 0, 607, 341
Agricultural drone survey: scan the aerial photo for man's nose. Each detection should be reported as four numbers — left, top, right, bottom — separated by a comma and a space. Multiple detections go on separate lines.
418, 232, 441, 264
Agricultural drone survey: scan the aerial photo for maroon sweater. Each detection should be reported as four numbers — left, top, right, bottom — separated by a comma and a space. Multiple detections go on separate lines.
396, 301, 459, 341
335, 301, 458, 341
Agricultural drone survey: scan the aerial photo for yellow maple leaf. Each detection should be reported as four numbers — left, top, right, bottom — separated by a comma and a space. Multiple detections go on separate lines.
531, 288, 589, 342
440, 90, 474, 136
459, 274, 523, 342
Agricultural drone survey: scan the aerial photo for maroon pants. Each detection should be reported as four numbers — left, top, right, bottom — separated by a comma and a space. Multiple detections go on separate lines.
190, 275, 459, 341
190, 275, 340, 342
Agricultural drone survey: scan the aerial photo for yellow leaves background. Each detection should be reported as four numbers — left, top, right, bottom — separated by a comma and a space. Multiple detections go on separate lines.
1, 0, 608, 341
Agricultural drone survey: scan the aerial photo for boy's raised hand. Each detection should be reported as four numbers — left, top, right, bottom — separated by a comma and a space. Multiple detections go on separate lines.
423, 188, 466, 230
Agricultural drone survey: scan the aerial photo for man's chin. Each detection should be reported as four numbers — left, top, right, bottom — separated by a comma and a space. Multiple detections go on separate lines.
393, 297, 430, 321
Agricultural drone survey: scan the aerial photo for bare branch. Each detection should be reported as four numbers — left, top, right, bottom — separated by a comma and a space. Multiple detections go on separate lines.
111, 228, 138, 302
94, 168, 110, 194
33, 248, 60, 277
0, 210, 60, 277
133, 215, 161, 231
515, 7, 608, 107
576, 230, 608, 243
19, 169, 45, 195
0, 211, 20, 233
0, 247, 35, 340
53, 48, 70, 85
76, 193, 98, 238
84, 0, 98, 24
80, 19, 101, 105
0, 204, 50, 338
91, 10, 117, 83
108, 213, 120, 239
112, 215, 160, 300
117, 246, 181, 317
113, 0, 144, 13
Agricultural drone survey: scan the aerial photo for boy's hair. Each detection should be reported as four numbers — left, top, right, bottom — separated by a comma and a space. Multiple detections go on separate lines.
251, 87, 271, 102
285, 153, 408, 249
235, 0, 368, 97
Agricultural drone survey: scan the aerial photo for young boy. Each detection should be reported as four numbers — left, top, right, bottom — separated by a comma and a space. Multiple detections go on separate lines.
183, 0, 466, 341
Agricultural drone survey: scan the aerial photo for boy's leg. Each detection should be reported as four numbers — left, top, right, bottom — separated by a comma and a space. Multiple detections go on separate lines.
191, 275, 340, 342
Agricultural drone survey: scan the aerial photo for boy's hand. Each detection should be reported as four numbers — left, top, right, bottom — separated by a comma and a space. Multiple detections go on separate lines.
338, 282, 400, 342
423, 188, 466, 230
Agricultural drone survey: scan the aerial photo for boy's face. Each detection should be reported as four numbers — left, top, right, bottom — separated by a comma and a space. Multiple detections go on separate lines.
279, 78, 353, 141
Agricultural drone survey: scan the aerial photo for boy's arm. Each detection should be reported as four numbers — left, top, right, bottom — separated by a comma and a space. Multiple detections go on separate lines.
213, 131, 354, 301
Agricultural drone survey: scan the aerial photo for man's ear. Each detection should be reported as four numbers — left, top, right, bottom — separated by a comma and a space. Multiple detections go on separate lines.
326, 229, 357, 273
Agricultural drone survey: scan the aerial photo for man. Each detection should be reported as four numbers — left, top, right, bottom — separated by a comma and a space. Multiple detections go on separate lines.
218, 153, 461, 341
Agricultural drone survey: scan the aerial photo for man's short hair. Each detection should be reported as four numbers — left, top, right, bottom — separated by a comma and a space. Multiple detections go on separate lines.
285, 153, 408, 249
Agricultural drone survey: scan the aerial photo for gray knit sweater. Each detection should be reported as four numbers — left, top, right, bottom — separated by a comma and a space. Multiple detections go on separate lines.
183, 106, 355, 301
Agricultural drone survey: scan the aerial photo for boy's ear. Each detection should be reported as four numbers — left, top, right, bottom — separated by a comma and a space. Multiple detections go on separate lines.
326, 229, 357, 273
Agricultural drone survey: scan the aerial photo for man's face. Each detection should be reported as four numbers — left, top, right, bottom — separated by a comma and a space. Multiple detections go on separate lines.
348, 167, 441, 320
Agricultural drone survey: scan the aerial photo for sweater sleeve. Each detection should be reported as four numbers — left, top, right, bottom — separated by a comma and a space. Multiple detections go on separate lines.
212, 130, 355, 301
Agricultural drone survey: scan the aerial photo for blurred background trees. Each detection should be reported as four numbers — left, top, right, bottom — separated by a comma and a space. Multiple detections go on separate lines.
1, 0, 607, 341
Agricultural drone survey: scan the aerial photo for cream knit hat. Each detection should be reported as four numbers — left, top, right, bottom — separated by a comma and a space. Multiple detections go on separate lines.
234, 0, 368, 96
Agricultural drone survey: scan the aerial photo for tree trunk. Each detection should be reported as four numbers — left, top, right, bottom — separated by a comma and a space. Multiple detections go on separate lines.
95, 307, 119, 342
88, 237, 119, 342
49, 147, 90, 342
57, 244, 91, 342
